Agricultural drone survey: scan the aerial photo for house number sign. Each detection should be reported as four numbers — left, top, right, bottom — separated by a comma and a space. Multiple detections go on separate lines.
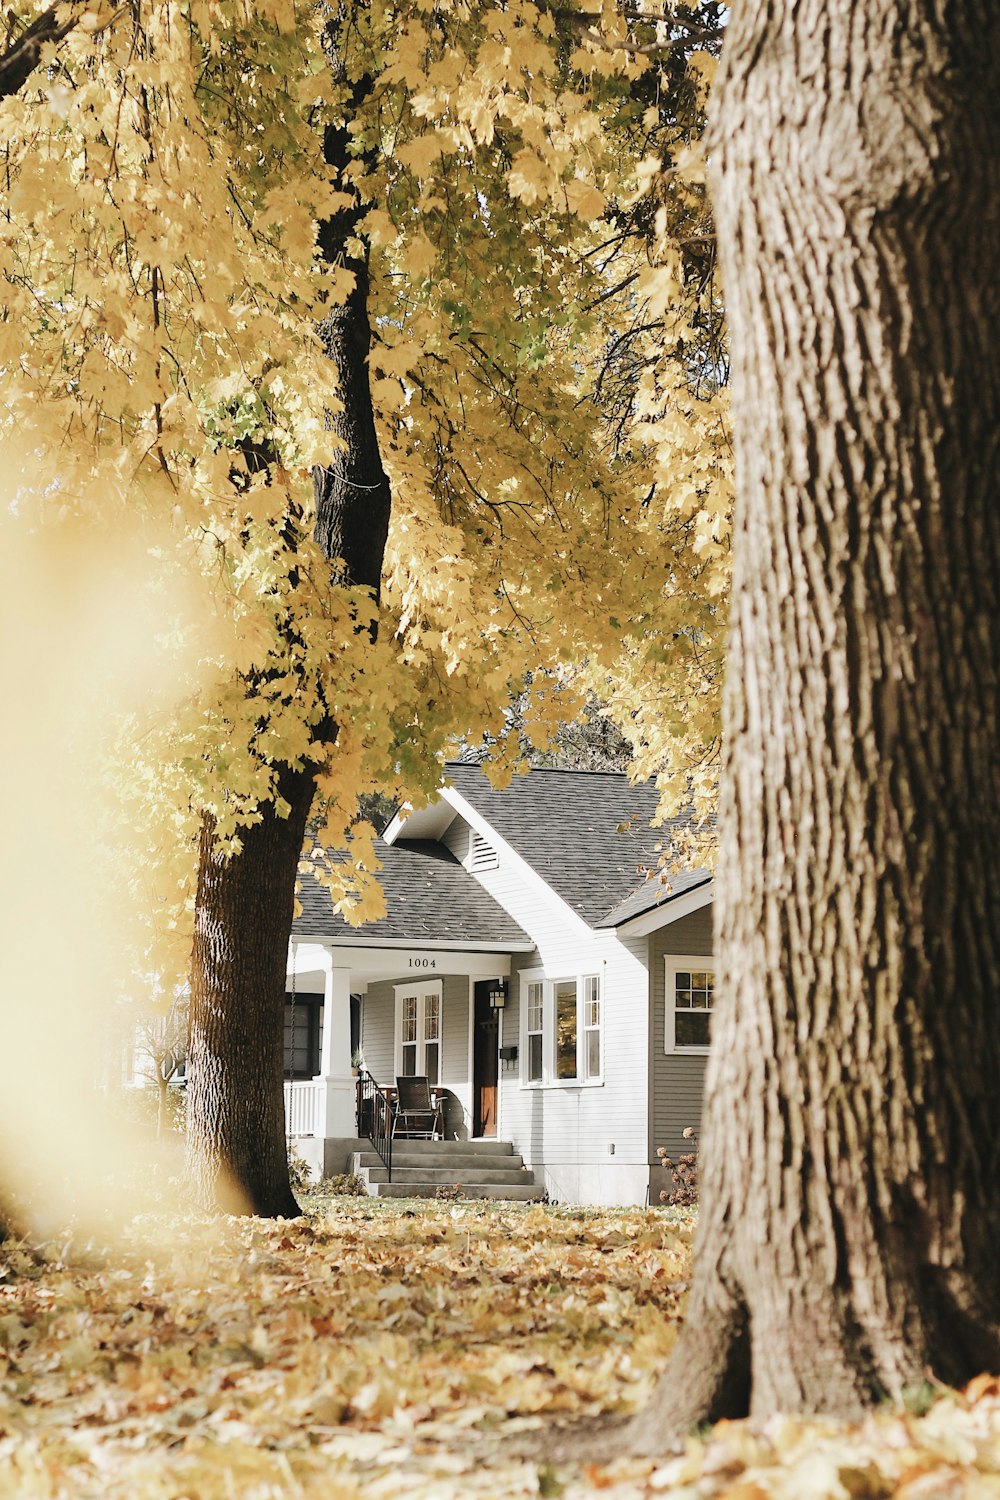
407, 956, 437, 970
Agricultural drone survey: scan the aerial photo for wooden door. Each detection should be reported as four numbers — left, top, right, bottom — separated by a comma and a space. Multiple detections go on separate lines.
472, 981, 499, 1137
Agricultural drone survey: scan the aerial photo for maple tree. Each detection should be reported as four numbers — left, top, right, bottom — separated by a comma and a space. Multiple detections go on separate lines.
628, 0, 1000, 1444
1, 0, 730, 1214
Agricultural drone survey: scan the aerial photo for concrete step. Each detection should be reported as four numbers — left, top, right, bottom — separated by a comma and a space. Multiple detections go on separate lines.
352, 1150, 526, 1174
364, 1165, 535, 1187
377, 1138, 517, 1157
370, 1181, 546, 1201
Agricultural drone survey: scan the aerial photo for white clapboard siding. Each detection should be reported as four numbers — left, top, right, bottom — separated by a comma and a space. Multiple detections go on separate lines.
463, 849, 650, 1193
441, 815, 470, 861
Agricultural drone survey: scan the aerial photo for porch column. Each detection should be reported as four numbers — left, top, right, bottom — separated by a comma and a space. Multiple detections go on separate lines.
314, 952, 356, 1137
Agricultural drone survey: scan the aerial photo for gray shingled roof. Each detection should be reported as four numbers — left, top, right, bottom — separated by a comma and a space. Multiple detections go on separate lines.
444, 763, 710, 928
293, 839, 532, 946
598, 868, 712, 927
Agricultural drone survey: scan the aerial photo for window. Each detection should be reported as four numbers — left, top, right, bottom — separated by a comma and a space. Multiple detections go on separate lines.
284, 994, 320, 1079
555, 980, 578, 1079
526, 982, 544, 1082
665, 958, 715, 1052
423, 989, 441, 1086
400, 993, 418, 1075
394, 982, 443, 1082
583, 975, 601, 1079
520, 971, 602, 1084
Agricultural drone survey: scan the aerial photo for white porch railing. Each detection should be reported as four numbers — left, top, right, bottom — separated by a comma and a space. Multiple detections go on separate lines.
284, 1080, 326, 1137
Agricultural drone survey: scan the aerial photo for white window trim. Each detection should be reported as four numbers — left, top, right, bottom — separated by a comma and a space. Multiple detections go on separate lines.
664, 955, 715, 1055
393, 980, 443, 1079
518, 968, 604, 1087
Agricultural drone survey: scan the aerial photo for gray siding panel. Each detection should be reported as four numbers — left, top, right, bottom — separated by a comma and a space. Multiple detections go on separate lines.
655, 907, 713, 958
441, 975, 470, 1085
648, 906, 714, 1165
360, 980, 395, 1084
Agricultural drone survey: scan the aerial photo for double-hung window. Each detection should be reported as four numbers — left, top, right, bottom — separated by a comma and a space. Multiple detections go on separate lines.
664, 957, 714, 1052
526, 981, 544, 1082
394, 981, 442, 1084
520, 971, 602, 1084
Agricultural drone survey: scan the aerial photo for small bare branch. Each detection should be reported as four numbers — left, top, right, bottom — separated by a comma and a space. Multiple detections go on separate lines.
0, 0, 120, 101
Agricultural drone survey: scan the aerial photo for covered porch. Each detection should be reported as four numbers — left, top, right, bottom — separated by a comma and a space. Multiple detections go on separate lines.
282, 940, 526, 1167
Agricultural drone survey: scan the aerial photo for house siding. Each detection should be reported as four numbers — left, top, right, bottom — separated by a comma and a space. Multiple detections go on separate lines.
361, 972, 472, 1138
647, 906, 714, 1185
476, 850, 650, 1205
441, 815, 470, 862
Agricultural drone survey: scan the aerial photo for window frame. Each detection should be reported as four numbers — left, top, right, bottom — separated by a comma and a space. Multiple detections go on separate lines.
518, 969, 603, 1087
663, 956, 715, 1055
393, 980, 444, 1083
525, 979, 544, 1083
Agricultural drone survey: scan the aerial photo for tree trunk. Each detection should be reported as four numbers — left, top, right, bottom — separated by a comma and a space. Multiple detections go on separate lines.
187, 764, 315, 1216
313, 71, 392, 589
631, 0, 1000, 1446
155, 1073, 168, 1141
184, 48, 390, 1216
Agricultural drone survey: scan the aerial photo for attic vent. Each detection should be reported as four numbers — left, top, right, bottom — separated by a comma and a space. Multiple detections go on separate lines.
469, 831, 499, 872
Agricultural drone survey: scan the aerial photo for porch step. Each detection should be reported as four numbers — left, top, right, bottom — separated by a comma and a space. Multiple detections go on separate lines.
377, 1138, 518, 1157
363, 1165, 534, 1187
349, 1138, 545, 1201
372, 1181, 546, 1201
353, 1149, 527, 1174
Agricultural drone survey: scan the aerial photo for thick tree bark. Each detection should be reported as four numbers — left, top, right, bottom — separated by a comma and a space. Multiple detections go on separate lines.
187, 764, 315, 1217
185, 48, 390, 1215
631, 0, 1000, 1446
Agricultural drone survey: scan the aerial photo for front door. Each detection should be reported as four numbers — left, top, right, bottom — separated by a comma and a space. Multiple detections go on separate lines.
472, 981, 499, 1137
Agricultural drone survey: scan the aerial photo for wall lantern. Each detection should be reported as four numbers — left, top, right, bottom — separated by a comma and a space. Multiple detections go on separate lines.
488, 979, 508, 1011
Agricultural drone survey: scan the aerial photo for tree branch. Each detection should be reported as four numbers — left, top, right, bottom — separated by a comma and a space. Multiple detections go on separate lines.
0, 1, 82, 100
545, 4, 724, 53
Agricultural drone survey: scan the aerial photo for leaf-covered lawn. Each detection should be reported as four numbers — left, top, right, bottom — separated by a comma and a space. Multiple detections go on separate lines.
1, 1203, 997, 1499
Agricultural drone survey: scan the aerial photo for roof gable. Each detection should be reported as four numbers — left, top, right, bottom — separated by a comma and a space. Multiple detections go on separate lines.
441, 763, 708, 928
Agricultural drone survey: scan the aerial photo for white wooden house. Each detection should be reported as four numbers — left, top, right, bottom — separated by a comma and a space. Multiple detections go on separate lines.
284, 764, 714, 1205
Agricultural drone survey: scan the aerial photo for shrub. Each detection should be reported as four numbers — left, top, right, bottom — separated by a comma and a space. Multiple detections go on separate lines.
657, 1126, 699, 1206
315, 1173, 368, 1197
287, 1146, 314, 1194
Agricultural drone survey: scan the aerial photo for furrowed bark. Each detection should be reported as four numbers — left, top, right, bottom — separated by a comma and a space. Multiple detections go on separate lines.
185, 41, 390, 1215
631, 0, 1000, 1447
187, 765, 315, 1218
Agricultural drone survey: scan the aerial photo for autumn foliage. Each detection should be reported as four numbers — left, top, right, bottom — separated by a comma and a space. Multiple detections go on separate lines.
1, 0, 732, 986
2, 1204, 998, 1497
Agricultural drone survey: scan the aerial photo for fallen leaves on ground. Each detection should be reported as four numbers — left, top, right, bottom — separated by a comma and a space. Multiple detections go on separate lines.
0, 1203, 997, 1499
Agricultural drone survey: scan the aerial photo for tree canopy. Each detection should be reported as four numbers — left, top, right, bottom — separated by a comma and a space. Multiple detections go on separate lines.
2, 0, 731, 990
